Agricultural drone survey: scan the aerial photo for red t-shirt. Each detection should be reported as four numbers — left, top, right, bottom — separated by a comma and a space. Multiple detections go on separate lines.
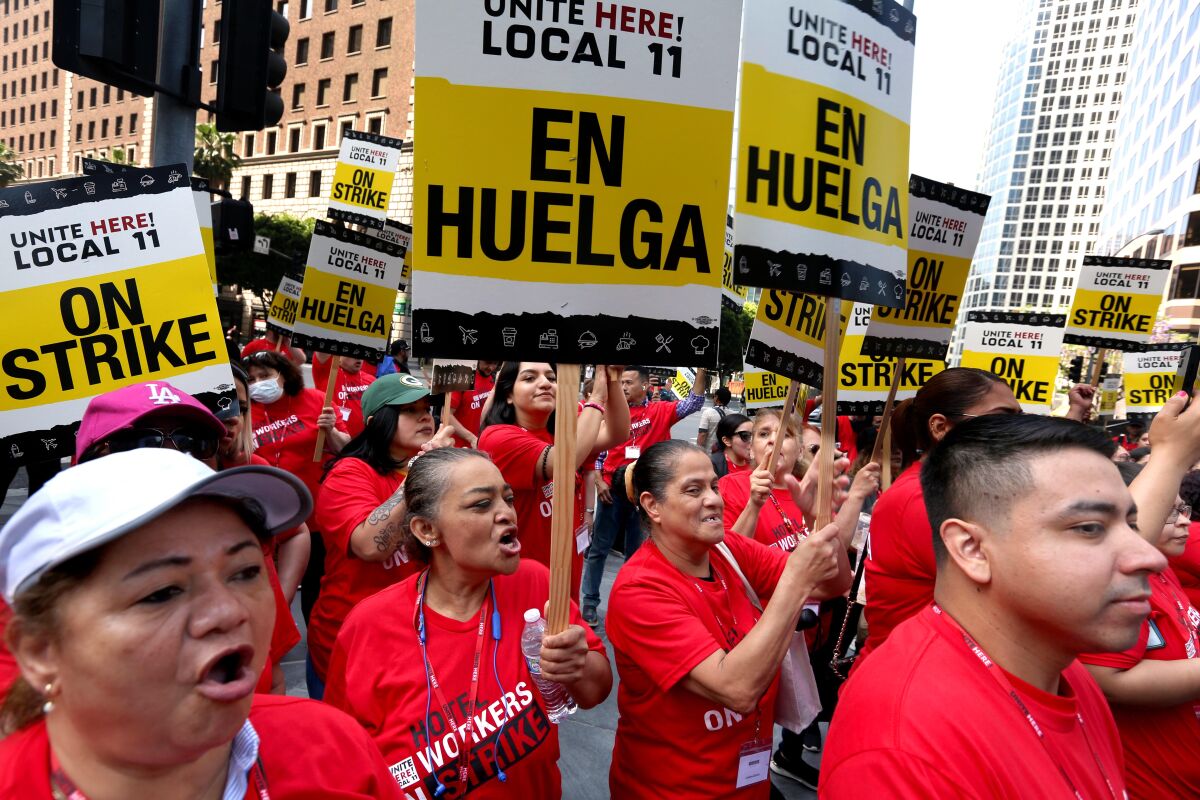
606, 533, 788, 799
450, 372, 496, 447
719, 471, 810, 552
858, 462, 932, 666
724, 455, 750, 476
310, 457, 420, 679
0, 601, 17, 696
325, 560, 605, 798
1080, 567, 1200, 797
0, 694, 404, 799
312, 358, 376, 438
1169, 520, 1200, 609
477, 424, 585, 597
250, 388, 348, 526
601, 400, 684, 485
821, 606, 1126, 799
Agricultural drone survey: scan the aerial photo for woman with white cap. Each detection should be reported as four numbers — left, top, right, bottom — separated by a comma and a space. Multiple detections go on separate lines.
307, 373, 455, 699
0, 449, 403, 798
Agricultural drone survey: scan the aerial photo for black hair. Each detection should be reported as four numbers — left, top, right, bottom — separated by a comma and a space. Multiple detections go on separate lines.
243, 350, 305, 396
390, 339, 409, 357
481, 361, 556, 433
324, 405, 407, 477
1180, 470, 1200, 520
630, 439, 705, 523
400, 448, 494, 563
1115, 461, 1145, 487
890, 367, 1008, 469
714, 387, 731, 405
921, 414, 1115, 566
1129, 446, 1152, 461
713, 413, 751, 453
625, 366, 650, 382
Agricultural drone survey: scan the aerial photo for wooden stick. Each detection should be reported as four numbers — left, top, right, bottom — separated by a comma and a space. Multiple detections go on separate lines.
881, 422, 894, 490
765, 382, 801, 474
815, 298, 840, 530
869, 357, 905, 466
546, 363, 581, 635
312, 359, 340, 462
1089, 348, 1108, 387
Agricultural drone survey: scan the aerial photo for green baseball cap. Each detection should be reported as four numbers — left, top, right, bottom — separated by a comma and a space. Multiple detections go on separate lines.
361, 373, 431, 420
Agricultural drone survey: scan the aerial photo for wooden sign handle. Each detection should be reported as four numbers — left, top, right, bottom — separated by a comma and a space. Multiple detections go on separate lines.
546, 363, 581, 635
815, 298, 840, 530
881, 422, 894, 491
312, 360, 340, 462
1089, 348, 1108, 388
869, 357, 905, 466
765, 382, 801, 475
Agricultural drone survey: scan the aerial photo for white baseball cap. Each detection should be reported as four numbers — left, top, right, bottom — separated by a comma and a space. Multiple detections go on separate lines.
0, 449, 312, 602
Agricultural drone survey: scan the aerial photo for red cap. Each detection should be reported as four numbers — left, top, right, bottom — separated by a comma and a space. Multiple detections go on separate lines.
75, 381, 226, 462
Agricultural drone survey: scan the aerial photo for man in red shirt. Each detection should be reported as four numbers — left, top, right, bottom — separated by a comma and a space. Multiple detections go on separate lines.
446, 360, 501, 447
822, 413, 1166, 797
581, 366, 706, 626
312, 352, 377, 438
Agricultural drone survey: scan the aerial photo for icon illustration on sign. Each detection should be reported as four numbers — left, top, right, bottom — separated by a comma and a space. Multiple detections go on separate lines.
578, 331, 598, 349
112, 179, 127, 192
51, 188, 68, 199
655, 334, 673, 354
139, 175, 155, 187
41, 439, 56, 451
840, 273, 851, 287
168, 171, 183, 183
419, 323, 433, 343
10, 444, 23, 459
768, 261, 782, 278
617, 333, 635, 351
819, 269, 832, 285
501, 327, 518, 347
739, 256, 749, 274
460, 327, 478, 345
83, 182, 96, 195
538, 330, 559, 349
690, 335, 710, 355
23, 191, 35, 204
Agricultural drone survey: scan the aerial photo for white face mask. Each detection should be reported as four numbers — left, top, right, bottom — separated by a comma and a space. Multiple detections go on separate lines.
249, 379, 283, 405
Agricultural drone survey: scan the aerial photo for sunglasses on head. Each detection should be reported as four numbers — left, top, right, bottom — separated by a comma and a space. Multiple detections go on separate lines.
105, 426, 219, 460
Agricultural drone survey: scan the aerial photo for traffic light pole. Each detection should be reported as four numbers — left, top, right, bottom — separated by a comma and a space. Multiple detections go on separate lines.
151, 0, 203, 169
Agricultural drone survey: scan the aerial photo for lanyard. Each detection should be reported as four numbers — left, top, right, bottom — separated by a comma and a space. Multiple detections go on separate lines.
767, 493, 809, 550
50, 758, 270, 800
931, 605, 1118, 800
1155, 573, 1199, 657
415, 571, 490, 790
690, 561, 742, 647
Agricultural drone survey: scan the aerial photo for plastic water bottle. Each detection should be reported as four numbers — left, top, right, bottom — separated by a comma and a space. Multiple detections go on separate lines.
521, 609, 577, 723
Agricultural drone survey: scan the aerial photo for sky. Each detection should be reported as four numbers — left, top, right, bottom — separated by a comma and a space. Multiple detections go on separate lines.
908, 0, 1026, 191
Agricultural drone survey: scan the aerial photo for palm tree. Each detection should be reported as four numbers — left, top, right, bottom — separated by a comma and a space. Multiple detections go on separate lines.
0, 142, 24, 188
193, 122, 241, 189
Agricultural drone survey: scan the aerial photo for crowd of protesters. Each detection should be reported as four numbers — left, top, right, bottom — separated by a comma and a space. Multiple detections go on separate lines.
1, 332, 1199, 800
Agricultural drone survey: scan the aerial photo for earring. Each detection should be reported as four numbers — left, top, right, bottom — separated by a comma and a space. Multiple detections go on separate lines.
425, 538, 439, 547
42, 683, 54, 715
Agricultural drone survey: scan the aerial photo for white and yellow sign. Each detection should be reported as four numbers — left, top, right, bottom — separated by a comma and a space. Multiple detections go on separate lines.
412, 0, 740, 366
744, 289, 846, 385
328, 130, 404, 228
1123, 346, 1186, 415
0, 166, 233, 465
365, 219, 412, 285
959, 311, 1065, 414
838, 302, 944, 413
733, 0, 916, 306
1064, 256, 1171, 349
721, 211, 748, 310
743, 367, 794, 409
266, 272, 304, 336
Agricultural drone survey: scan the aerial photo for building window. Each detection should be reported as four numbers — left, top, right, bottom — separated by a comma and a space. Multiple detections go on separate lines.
313, 122, 326, 150
266, 130, 277, 154
101, 119, 108, 138
325, 0, 337, 12
102, 85, 110, 104
87, 120, 94, 140
77, 90, 84, 108
130, 113, 138, 133
285, 172, 297, 198
309, 169, 322, 196
299, 0, 311, 19
75, 122, 82, 142
244, 133, 255, 157
115, 117, 123, 136
295, 37, 309, 65
262, 174, 274, 199
209, 59, 218, 83
320, 31, 334, 59
343, 73, 358, 102
316, 78, 331, 106
371, 67, 387, 98
340, 119, 353, 141
213, 20, 220, 44
347, 24, 362, 54
289, 126, 301, 152
368, 115, 382, 134
1186, 212, 1200, 249
291, 82, 305, 109
241, 175, 251, 199
1174, 264, 1200, 300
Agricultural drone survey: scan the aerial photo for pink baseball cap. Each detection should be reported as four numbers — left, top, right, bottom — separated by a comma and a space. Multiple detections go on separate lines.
75, 381, 226, 462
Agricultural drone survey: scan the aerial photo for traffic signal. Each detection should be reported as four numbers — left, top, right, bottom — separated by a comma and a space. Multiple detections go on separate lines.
1068, 355, 1084, 384
53, 0, 161, 97
213, 199, 255, 252
215, 1, 289, 131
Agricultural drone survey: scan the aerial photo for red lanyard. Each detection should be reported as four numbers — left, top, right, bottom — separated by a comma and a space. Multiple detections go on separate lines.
50, 757, 269, 800
931, 605, 1118, 800
690, 561, 742, 647
415, 572, 490, 790
767, 493, 809, 550
1155, 573, 1199, 657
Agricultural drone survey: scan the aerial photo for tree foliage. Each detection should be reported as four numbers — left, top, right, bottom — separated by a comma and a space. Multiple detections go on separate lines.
0, 142, 24, 188
193, 123, 240, 189
717, 301, 756, 380
216, 214, 314, 298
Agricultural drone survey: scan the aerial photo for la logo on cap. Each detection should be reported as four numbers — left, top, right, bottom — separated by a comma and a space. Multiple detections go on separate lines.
147, 383, 182, 406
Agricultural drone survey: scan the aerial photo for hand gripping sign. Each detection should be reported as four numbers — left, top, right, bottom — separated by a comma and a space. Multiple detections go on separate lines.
411, 0, 740, 366
959, 311, 1065, 414
328, 130, 405, 229
733, 0, 916, 307
291, 221, 406, 361
1063, 255, 1171, 350
0, 165, 235, 466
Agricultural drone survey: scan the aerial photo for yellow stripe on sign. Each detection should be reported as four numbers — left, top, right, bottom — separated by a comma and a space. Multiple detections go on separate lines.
296, 267, 395, 338
755, 289, 843, 348
1124, 371, 1175, 411
414, 77, 731, 289
199, 226, 216, 287
870, 253, 970, 331
743, 370, 791, 405
331, 161, 396, 214
736, 63, 909, 247
0, 256, 224, 411
959, 351, 1059, 409
1067, 288, 1160, 335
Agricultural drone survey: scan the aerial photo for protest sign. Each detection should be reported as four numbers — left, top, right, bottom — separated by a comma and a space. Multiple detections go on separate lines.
290, 221, 407, 360
0, 166, 233, 466
431, 359, 477, 395
328, 130, 405, 228
862, 176, 989, 359
1063, 256, 1171, 350
959, 311, 1065, 414
721, 212, 748, 311
838, 302, 943, 413
1098, 374, 1120, 416
412, 0, 740, 366
744, 289, 846, 385
365, 219, 412, 284
1123, 345, 1187, 416
742, 367, 793, 409
733, 0, 915, 307
672, 367, 696, 401
266, 272, 304, 336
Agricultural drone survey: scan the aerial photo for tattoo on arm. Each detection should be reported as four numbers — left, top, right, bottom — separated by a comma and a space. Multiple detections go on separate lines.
367, 488, 405, 552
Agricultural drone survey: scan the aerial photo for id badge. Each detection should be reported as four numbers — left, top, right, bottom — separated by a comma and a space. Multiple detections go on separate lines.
735, 740, 771, 789
340, 406, 351, 421
575, 522, 591, 554
625, 446, 641, 460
